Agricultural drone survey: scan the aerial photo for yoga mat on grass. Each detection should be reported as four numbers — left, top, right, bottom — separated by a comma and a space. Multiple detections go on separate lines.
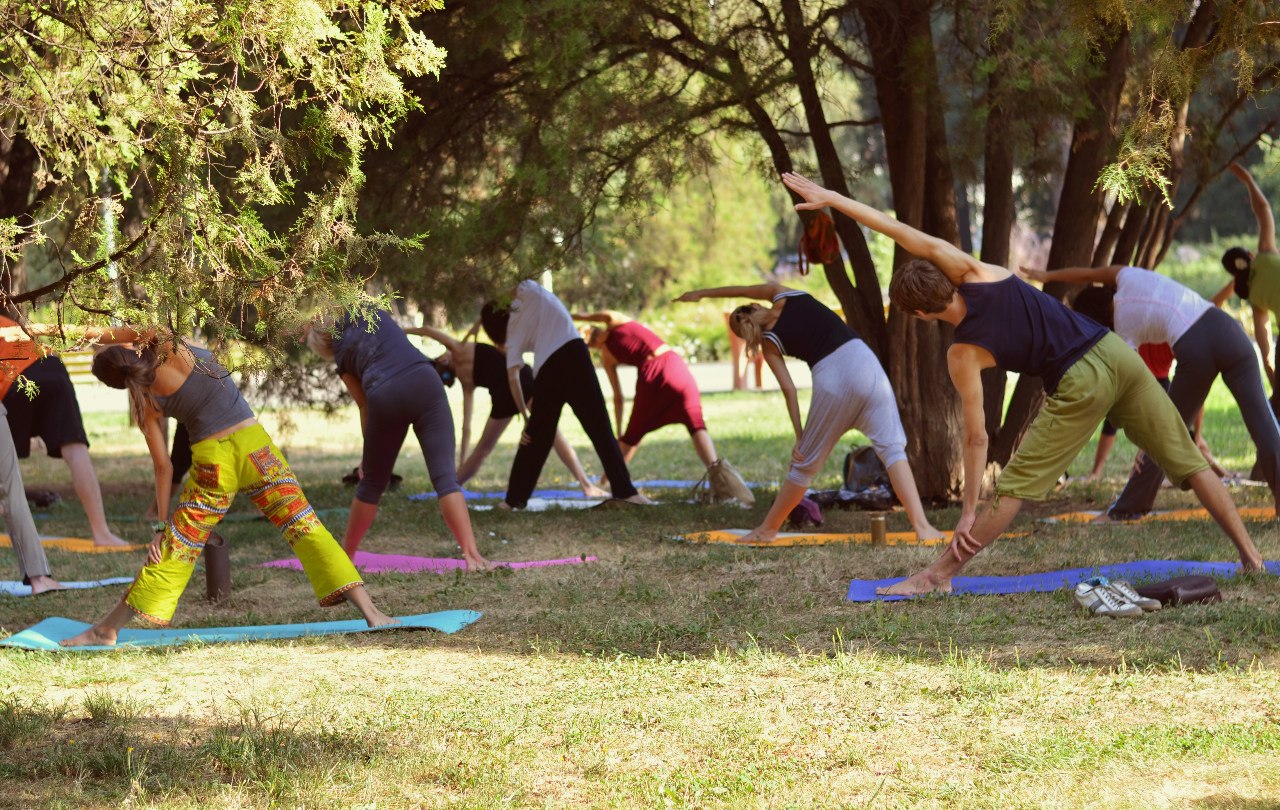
846, 559, 1280, 602
0, 577, 133, 598
1043, 506, 1276, 525
262, 550, 596, 575
408, 480, 769, 501
0, 610, 482, 651
472, 497, 603, 512
0, 535, 145, 554
676, 529, 952, 548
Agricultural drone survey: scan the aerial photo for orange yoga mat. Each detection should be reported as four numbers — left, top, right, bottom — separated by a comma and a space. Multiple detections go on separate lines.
675, 529, 951, 548
1044, 506, 1275, 525
0, 535, 145, 553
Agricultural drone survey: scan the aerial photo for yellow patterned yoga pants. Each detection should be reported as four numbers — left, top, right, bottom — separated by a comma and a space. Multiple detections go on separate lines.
125, 423, 362, 625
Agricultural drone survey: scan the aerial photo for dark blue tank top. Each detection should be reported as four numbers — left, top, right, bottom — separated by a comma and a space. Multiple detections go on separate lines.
333, 310, 430, 394
762, 291, 860, 368
954, 276, 1106, 394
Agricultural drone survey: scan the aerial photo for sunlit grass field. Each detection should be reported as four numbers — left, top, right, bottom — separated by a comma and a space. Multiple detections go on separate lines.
2, 372, 1280, 807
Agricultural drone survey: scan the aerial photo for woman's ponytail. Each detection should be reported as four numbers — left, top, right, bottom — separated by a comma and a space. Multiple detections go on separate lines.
1222, 247, 1252, 300
729, 304, 765, 358
92, 345, 159, 425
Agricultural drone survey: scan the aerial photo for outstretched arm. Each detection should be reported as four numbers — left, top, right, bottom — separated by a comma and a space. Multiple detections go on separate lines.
0, 323, 153, 345
1229, 162, 1277, 253
404, 324, 462, 353
1020, 265, 1122, 286
782, 172, 989, 284
675, 283, 787, 303
947, 343, 997, 555
572, 310, 630, 328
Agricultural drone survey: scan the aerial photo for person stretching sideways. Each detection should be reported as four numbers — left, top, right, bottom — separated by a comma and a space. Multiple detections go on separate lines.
1021, 264, 1280, 519
575, 310, 753, 505
675, 284, 943, 544
61, 338, 396, 646
407, 323, 607, 497
306, 311, 489, 569
482, 280, 651, 510
777, 172, 1264, 595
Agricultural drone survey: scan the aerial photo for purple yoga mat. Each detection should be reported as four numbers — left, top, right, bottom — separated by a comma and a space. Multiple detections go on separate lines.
262, 550, 596, 575
847, 559, 1280, 602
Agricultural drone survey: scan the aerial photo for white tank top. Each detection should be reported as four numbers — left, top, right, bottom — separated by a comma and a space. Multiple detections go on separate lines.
1113, 267, 1212, 348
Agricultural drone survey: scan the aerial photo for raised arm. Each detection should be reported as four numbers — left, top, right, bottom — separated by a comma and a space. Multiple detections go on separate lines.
1019, 265, 1122, 286
1229, 162, 1277, 253
404, 324, 462, 353
675, 284, 787, 303
762, 344, 803, 440
782, 172, 988, 284
0, 323, 153, 345
572, 310, 630, 328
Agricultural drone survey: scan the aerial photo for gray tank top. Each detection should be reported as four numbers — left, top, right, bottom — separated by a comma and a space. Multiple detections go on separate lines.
153, 347, 255, 443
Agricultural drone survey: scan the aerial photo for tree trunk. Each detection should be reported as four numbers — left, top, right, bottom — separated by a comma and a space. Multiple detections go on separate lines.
991, 23, 1131, 467
862, 0, 963, 500
0, 131, 40, 312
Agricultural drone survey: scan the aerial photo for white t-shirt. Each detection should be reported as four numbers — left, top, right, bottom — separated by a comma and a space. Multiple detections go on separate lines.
1113, 266, 1211, 348
505, 280, 579, 374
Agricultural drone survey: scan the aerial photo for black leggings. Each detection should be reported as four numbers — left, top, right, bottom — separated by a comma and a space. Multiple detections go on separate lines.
358, 364, 460, 504
1108, 308, 1280, 516
506, 339, 636, 507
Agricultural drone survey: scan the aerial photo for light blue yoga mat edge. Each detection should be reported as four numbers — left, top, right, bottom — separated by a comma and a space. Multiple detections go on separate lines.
0, 577, 133, 598
0, 609, 482, 652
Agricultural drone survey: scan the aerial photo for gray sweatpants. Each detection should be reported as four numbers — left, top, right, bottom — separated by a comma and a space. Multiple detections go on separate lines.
788, 339, 908, 487
0, 403, 49, 582
1108, 307, 1280, 516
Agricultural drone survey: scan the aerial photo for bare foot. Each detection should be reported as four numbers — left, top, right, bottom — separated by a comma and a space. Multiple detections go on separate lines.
622, 494, 655, 506
582, 483, 609, 498
363, 609, 401, 629
28, 575, 62, 595
498, 501, 516, 511
93, 532, 130, 548
735, 527, 778, 545
60, 625, 118, 647
1090, 513, 1114, 524
465, 553, 493, 572
876, 570, 952, 596
913, 525, 946, 542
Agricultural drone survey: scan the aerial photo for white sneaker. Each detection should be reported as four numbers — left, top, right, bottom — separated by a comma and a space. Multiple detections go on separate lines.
1074, 577, 1144, 618
1106, 579, 1162, 612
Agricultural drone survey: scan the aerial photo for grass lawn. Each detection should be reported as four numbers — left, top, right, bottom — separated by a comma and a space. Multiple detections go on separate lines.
3, 374, 1280, 808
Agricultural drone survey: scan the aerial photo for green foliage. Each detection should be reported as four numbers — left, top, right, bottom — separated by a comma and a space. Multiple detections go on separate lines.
0, 0, 445, 363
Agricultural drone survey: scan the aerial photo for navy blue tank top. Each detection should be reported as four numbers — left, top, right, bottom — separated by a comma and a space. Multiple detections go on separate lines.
332, 309, 429, 394
762, 291, 860, 368
954, 276, 1106, 394
473, 343, 534, 420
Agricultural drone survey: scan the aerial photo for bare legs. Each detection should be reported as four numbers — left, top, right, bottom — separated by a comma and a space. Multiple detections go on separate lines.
877, 495, 1026, 596
886, 460, 945, 540
553, 430, 607, 497
1086, 433, 1116, 481
345, 493, 490, 571
691, 429, 718, 467
60, 443, 127, 547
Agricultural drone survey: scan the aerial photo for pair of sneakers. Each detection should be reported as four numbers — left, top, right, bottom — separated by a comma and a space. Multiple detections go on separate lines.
1073, 576, 1162, 618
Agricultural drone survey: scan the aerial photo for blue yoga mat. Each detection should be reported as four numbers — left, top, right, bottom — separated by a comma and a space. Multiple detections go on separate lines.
846, 560, 1280, 602
0, 610, 482, 651
0, 577, 133, 598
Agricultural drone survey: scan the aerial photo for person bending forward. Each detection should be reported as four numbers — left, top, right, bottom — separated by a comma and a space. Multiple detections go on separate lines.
777, 172, 1264, 594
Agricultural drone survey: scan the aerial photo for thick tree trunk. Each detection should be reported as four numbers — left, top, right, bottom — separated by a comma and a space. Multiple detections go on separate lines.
862, 0, 963, 500
991, 24, 1131, 467
0, 131, 39, 311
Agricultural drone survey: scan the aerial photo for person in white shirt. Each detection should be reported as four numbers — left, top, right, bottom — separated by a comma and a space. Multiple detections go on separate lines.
1022, 264, 1280, 518
481, 281, 651, 509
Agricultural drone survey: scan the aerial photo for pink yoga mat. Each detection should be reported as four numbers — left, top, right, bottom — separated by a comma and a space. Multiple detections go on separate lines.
261, 550, 596, 575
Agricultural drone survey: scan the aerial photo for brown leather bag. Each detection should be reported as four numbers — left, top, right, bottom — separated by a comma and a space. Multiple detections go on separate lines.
1133, 575, 1222, 606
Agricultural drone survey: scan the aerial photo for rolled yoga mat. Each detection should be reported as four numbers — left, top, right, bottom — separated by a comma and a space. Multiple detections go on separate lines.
0, 577, 134, 598
0, 535, 145, 553
846, 559, 1280, 602
0, 610, 483, 651
262, 550, 596, 575
1043, 506, 1276, 525
675, 529, 952, 548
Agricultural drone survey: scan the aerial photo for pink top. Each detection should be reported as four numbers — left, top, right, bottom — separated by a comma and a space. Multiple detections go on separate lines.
605, 321, 666, 367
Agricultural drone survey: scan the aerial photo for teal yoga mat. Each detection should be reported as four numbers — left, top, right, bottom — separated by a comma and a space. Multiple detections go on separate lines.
0, 610, 482, 651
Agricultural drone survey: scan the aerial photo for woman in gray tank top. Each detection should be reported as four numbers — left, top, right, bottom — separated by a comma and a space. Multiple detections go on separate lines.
58, 339, 397, 647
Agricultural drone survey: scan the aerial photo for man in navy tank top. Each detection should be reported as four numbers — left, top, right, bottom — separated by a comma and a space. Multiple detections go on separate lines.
782, 172, 1264, 597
